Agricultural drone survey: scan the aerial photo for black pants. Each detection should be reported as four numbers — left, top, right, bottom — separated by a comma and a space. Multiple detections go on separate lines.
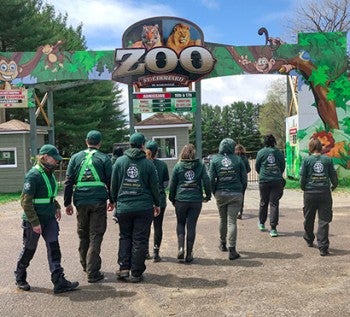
118, 209, 153, 277
152, 207, 166, 248
303, 191, 333, 251
15, 219, 63, 283
76, 202, 107, 278
175, 201, 202, 247
258, 180, 284, 228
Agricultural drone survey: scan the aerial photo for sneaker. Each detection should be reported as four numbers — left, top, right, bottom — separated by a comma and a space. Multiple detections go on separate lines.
87, 272, 104, 283
269, 229, 278, 237
53, 275, 79, 294
116, 269, 130, 280
16, 280, 30, 291
258, 223, 266, 231
219, 242, 228, 252
130, 275, 143, 283
237, 214, 242, 220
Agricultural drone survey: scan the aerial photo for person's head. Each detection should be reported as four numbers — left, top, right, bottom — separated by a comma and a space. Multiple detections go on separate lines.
38, 144, 62, 170
145, 140, 158, 159
219, 138, 236, 155
235, 144, 246, 156
308, 137, 323, 154
86, 130, 102, 147
113, 147, 124, 158
179, 143, 196, 160
263, 134, 276, 147
129, 132, 146, 149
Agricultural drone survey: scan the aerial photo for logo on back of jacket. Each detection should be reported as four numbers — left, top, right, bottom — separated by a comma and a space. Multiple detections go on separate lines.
266, 153, 278, 172
182, 169, 198, 189
121, 163, 142, 195
219, 156, 235, 181
311, 161, 327, 182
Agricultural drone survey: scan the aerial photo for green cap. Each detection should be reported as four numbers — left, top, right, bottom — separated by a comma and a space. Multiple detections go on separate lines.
145, 140, 158, 154
86, 130, 102, 146
39, 144, 62, 161
130, 132, 146, 147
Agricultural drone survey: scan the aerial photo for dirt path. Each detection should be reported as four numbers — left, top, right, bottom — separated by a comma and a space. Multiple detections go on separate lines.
1, 186, 349, 317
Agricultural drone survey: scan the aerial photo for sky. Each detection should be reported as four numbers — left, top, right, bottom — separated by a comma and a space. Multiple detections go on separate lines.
44, 0, 346, 113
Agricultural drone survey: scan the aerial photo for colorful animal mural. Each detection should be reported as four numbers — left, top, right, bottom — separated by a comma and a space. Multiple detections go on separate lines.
0, 17, 348, 180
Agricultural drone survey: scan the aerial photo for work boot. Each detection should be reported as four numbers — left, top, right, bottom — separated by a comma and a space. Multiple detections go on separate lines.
53, 274, 79, 294
219, 241, 228, 252
177, 234, 185, 261
153, 246, 161, 263
16, 280, 30, 291
229, 247, 241, 260
185, 241, 194, 263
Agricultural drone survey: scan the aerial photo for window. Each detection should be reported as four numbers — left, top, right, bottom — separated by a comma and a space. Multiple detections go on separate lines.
0, 148, 17, 168
153, 136, 177, 159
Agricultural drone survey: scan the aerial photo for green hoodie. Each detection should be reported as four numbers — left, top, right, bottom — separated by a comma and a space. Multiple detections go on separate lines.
255, 146, 285, 183
209, 138, 247, 194
111, 147, 160, 213
169, 159, 211, 203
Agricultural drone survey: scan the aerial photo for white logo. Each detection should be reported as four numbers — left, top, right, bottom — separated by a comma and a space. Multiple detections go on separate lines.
127, 165, 139, 178
313, 161, 324, 173
24, 182, 31, 191
267, 154, 275, 164
184, 170, 195, 181
221, 157, 231, 167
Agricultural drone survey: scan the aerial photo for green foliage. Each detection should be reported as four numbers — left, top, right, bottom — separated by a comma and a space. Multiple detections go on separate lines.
258, 78, 287, 148
187, 102, 261, 156
53, 81, 129, 157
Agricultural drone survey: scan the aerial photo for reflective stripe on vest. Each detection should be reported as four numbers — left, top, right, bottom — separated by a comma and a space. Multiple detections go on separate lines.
76, 149, 105, 188
32, 164, 58, 204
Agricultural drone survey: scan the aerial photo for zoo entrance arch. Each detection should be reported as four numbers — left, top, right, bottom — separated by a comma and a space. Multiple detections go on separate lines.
0, 16, 348, 180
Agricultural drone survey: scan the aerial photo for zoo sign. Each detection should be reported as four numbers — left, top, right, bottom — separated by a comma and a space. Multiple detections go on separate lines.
112, 17, 216, 88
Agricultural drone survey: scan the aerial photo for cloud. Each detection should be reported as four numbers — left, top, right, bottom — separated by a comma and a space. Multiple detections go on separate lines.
47, 0, 176, 49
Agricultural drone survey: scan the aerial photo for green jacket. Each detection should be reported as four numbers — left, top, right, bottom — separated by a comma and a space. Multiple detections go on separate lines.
21, 161, 60, 226
209, 139, 247, 194
152, 158, 169, 208
111, 148, 160, 213
64, 147, 112, 207
300, 153, 338, 192
255, 146, 285, 183
169, 159, 211, 203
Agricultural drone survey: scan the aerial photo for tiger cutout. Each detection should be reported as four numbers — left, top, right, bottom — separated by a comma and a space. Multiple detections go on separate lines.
131, 24, 162, 50
166, 23, 202, 54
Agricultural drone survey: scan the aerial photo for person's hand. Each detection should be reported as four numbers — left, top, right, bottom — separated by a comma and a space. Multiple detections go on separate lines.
66, 204, 74, 216
107, 201, 115, 212
154, 206, 160, 217
32, 224, 42, 235
55, 209, 62, 221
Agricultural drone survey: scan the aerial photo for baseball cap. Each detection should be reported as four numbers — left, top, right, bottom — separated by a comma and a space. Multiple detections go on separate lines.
145, 140, 158, 154
86, 130, 102, 145
130, 132, 146, 147
39, 144, 62, 161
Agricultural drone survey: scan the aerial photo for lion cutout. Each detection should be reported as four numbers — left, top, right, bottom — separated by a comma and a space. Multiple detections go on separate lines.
166, 23, 202, 54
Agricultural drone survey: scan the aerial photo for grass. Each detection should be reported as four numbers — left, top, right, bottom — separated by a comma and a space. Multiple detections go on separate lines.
0, 192, 21, 205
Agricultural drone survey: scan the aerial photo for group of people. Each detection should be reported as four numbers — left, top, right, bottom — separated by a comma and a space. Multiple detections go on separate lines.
14, 130, 338, 293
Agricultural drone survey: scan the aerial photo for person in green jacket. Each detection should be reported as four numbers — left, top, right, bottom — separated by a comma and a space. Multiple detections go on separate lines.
169, 143, 211, 263
15, 144, 79, 294
209, 138, 247, 260
300, 137, 338, 256
255, 134, 285, 237
145, 140, 170, 262
235, 144, 251, 220
111, 132, 160, 283
64, 130, 114, 283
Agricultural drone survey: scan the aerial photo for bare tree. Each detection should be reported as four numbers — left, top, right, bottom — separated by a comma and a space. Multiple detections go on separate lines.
286, 0, 350, 38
